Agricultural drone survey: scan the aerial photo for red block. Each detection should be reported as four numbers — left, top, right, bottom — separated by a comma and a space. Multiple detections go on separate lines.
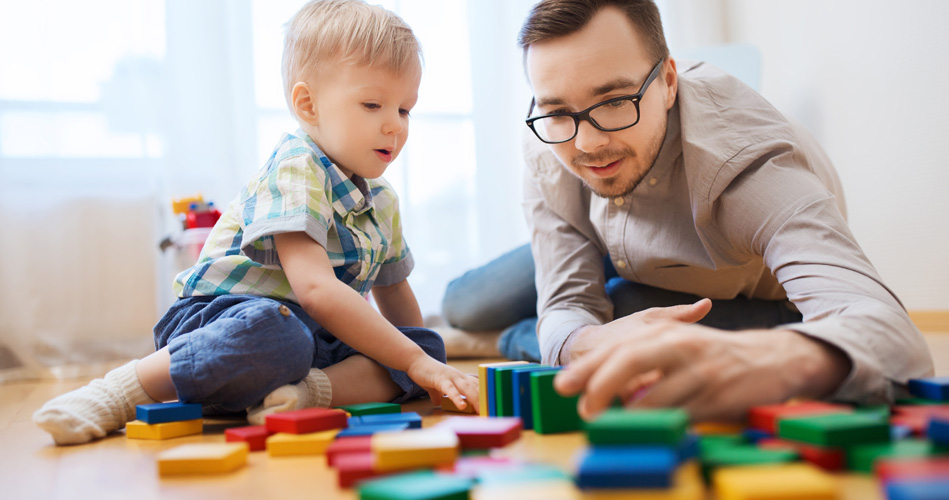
265, 408, 348, 434
748, 401, 852, 434
335, 452, 390, 488
876, 457, 949, 482
224, 425, 274, 452
326, 436, 373, 467
435, 416, 522, 449
757, 438, 845, 471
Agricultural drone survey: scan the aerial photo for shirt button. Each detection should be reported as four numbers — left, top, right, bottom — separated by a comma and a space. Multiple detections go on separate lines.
278, 305, 291, 317
649, 177, 658, 186
615, 260, 627, 269
614, 197, 624, 206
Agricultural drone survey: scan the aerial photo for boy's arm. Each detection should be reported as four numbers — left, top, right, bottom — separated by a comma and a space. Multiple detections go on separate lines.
372, 280, 424, 328
273, 232, 477, 410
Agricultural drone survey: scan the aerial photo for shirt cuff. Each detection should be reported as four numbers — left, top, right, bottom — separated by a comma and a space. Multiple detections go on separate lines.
537, 308, 603, 366
374, 251, 414, 286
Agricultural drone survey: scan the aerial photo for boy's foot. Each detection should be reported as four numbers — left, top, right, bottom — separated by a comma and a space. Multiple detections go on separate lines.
246, 367, 332, 425
32, 360, 158, 445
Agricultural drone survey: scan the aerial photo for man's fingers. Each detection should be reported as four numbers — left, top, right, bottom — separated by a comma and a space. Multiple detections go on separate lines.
554, 342, 619, 396
643, 298, 712, 324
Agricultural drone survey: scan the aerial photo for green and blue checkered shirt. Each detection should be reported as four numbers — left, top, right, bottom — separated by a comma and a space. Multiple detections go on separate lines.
174, 131, 413, 302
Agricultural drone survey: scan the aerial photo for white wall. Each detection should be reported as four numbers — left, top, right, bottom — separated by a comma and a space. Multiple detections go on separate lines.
665, 0, 949, 310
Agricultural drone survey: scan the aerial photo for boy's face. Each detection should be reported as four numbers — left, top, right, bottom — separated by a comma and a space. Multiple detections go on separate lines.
307, 62, 420, 179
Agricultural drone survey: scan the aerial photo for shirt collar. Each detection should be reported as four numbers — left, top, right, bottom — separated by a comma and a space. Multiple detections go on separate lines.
298, 130, 374, 215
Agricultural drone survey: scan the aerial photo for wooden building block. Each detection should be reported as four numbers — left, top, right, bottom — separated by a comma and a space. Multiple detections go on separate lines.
585, 408, 688, 446
334, 452, 391, 489
581, 463, 705, 500
136, 401, 202, 424
478, 361, 529, 417
875, 457, 949, 482
358, 471, 473, 500
576, 446, 678, 489
157, 442, 249, 476
224, 425, 273, 452
472, 479, 582, 500
928, 414, 949, 445
371, 428, 459, 471
757, 438, 846, 471
354, 412, 422, 429
126, 418, 202, 440
748, 401, 852, 434
441, 395, 476, 414
337, 423, 410, 437
847, 439, 944, 473
266, 429, 339, 457
264, 407, 348, 434
701, 445, 799, 481
335, 402, 401, 416
692, 422, 747, 435
494, 363, 539, 417
512, 366, 558, 430
475, 463, 570, 485
777, 412, 890, 447
713, 463, 837, 500
327, 435, 373, 467
885, 479, 949, 500
908, 376, 949, 402
435, 416, 522, 449
444, 456, 515, 478
530, 370, 581, 434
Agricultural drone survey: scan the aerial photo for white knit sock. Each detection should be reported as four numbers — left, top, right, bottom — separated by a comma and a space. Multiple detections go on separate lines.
32, 360, 158, 445
246, 368, 333, 425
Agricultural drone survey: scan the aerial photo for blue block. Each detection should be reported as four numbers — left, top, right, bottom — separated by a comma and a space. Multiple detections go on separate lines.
511, 366, 558, 430
885, 479, 949, 500
928, 415, 949, 446
892, 424, 914, 441
135, 402, 202, 424
677, 433, 700, 463
743, 427, 773, 444
576, 447, 677, 489
908, 377, 949, 402
353, 412, 422, 429
337, 422, 410, 437
487, 367, 498, 416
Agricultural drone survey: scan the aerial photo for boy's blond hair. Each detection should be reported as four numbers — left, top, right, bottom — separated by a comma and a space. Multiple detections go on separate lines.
282, 0, 423, 108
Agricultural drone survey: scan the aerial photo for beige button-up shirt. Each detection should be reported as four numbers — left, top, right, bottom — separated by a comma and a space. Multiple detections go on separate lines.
523, 60, 933, 404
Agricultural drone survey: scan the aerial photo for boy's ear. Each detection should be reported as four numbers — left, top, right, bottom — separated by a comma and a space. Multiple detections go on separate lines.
291, 82, 318, 125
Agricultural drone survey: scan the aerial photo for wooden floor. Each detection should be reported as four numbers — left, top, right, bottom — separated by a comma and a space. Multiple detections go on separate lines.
2, 333, 947, 500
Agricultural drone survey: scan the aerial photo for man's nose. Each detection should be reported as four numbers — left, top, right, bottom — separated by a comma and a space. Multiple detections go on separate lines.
573, 119, 609, 153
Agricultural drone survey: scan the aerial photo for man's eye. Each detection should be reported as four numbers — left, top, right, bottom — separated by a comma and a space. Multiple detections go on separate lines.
363, 103, 381, 110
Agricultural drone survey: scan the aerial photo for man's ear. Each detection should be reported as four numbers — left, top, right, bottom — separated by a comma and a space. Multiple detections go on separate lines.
291, 82, 318, 125
662, 57, 678, 110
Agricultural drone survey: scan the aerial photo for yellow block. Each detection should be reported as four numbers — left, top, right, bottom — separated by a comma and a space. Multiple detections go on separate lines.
372, 428, 459, 471
582, 462, 705, 500
713, 463, 838, 500
266, 429, 340, 457
157, 442, 249, 476
691, 422, 747, 435
473, 479, 581, 500
126, 419, 203, 440
478, 361, 530, 417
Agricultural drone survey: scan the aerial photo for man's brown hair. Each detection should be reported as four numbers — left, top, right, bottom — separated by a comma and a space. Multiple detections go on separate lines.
517, 0, 669, 64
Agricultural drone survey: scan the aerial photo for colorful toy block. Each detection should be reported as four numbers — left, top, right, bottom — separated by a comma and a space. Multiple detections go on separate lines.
337, 422, 410, 437
777, 412, 890, 447
224, 425, 273, 452
156, 442, 249, 476
847, 439, 944, 473
757, 438, 846, 471
748, 401, 851, 434
713, 463, 837, 500
358, 471, 473, 500
126, 418, 202, 440
266, 429, 339, 457
435, 416, 522, 449
928, 414, 949, 445
441, 395, 476, 414
576, 446, 678, 489
371, 428, 460, 471
264, 407, 348, 434
135, 401, 202, 424
692, 421, 747, 435
445, 456, 515, 478
884, 479, 949, 500
701, 444, 799, 481
579, 462, 705, 500
335, 452, 390, 488
875, 457, 949, 482
327, 435, 373, 467
478, 361, 529, 417
334, 402, 401, 416
353, 412, 422, 429
584, 408, 689, 446
511, 366, 558, 430
530, 370, 581, 434
471, 478, 582, 500
494, 363, 539, 417
474, 463, 570, 485
908, 376, 949, 402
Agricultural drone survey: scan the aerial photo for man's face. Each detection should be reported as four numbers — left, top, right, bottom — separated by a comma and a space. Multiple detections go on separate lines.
525, 6, 677, 198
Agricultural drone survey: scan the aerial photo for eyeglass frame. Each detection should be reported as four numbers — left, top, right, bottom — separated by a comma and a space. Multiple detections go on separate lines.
525, 58, 665, 144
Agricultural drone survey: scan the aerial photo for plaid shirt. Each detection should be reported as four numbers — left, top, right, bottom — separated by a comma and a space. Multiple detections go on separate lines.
173, 131, 413, 302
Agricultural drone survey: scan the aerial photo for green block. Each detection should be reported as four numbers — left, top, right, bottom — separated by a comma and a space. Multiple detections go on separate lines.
495, 364, 538, 417
854, 405, 891, 420
700, 445, 799, 482
778, 412, 890, 447
584, 408, 688, 445
698, 434, 747, 455
895, 397, 945, 406
846, 439, 947, 473
336, 402, 401, 417
359, 471, 472, 500
530, 370, 581, 434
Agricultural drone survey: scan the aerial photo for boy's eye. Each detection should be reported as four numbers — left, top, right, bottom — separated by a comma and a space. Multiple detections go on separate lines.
399, 108, 411, 117
363, 103, 381, 110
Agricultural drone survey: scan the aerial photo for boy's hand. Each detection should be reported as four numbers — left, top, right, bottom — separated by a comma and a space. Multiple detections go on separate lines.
406, 356, 480, 413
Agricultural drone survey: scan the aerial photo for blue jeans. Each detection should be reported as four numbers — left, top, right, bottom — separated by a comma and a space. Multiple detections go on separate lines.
153, 295, 446, 414
442, 243, 802, 362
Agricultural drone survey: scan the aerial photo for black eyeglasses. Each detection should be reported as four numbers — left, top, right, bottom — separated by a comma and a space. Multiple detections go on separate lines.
525, 59, 664, 144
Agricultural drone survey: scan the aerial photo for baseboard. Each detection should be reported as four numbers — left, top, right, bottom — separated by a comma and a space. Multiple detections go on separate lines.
909, 310, 949, 332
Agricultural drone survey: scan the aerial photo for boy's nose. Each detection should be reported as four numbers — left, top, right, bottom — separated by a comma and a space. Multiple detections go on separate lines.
382, 112, 404, 135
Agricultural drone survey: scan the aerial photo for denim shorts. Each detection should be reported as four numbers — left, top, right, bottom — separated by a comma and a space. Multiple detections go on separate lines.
153, 294, 446, 414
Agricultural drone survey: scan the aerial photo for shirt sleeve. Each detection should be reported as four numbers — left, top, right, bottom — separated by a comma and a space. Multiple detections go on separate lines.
371, 178, 414, 286
240, 154, 335, 266
521, 134, 613, 365
710, 140, 934, 404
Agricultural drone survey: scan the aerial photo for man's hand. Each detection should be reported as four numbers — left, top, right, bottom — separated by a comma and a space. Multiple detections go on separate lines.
554, 321, 852, 422
406, 355, 480, 414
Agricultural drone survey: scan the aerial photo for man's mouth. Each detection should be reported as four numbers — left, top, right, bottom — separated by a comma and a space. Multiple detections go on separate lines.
584, 159, 621, 176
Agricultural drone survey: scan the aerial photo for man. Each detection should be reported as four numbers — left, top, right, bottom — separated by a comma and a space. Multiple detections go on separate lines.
516, 0, 932, 421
